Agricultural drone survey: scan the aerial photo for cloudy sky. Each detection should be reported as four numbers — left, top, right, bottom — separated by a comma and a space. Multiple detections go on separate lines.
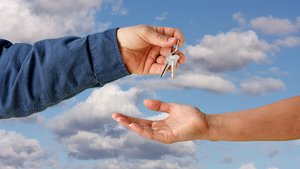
0, 0, 300, 168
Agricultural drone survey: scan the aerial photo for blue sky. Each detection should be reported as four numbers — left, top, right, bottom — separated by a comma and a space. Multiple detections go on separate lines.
0, 0, 300, 168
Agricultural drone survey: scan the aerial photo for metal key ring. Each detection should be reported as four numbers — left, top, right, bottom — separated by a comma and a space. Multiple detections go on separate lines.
174, 39, 179, 52
172, 39, 180, 55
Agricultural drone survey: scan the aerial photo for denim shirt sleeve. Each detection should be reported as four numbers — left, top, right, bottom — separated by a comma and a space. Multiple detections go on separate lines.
0, 28, 131, 119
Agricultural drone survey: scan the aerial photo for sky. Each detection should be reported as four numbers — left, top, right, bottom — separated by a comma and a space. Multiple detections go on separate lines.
0, 0, 300, 168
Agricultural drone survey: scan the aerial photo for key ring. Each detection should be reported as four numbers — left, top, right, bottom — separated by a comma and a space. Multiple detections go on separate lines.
172, 39, 180, 54
175, 39, 179, 52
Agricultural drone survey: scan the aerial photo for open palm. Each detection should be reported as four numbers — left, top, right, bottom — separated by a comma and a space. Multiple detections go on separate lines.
112, 99, 209, 144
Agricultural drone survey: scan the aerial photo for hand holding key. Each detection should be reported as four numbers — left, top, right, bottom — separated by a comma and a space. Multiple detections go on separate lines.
160, 39, 181, 79
117, 25, 185, 75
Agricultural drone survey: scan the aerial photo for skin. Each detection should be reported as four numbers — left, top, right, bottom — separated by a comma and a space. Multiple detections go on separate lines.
117, 25, 185, 75
112, 95, 300, 144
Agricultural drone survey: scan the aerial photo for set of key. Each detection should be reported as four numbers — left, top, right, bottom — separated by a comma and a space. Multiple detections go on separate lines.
160, 39, 181, 79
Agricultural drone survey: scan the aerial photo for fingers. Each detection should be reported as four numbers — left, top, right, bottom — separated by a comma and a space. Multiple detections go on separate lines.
159, 48, 186, 65
176, 50, 186, 64
112, 113, 141, 125
150, 26, 185, 47
147, 48, 186, 74
142, 25, 185, 48
155, 55, 166, 64
112, 113, 145, 135
112, 113, 153, 130
112, 113, 157, 140
143, 99, 173, 113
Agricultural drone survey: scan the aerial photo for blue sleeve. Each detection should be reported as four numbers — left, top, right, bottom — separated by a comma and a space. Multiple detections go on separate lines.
0, 28, 131, 119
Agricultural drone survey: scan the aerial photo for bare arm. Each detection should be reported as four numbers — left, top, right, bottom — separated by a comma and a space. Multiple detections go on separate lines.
207, 95, 300, 141
113, 96, 300, 143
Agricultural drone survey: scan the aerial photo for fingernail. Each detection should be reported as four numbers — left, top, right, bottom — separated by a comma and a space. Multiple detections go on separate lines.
168, 37, 176, 42
129, 124, 132, 127
112, 115, 116, 121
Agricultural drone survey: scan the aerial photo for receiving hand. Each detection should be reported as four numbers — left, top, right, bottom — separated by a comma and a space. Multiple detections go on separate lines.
112, 99, 209, 144
117, 25, 186, 75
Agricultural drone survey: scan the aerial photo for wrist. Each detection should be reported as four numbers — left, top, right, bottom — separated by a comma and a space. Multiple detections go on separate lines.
205, 114, 221, 141
206, 112, 247, 141
116, 28, 136, 74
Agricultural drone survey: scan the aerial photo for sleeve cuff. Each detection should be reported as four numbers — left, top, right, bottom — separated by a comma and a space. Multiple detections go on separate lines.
88, 28, 131, 86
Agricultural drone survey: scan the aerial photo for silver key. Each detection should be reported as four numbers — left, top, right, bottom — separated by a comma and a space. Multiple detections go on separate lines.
160, 39, 181, 79
160, 52, 180, 79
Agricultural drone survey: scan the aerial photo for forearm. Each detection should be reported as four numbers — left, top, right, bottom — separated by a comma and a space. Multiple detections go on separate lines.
206, 96, 300, 141
0, 28, 130, 119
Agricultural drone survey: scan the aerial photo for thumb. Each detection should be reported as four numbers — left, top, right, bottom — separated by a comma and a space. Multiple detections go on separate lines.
144, 99, 172, 113
145, 30, 177, 48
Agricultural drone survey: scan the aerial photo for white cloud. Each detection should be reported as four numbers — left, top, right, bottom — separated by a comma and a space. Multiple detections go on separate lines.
51, 97, 77, 108
110, 0, 128, 15
0, 130, 23, 145
30, 0, 103, 15
134, 74, 236, 94
240, 76, 286, 96
275, 37, 300, 47
183, 30, 272, 73
156, 12, 168, 21
93, 157, 196, 169
250, 15, 298, 35
239, 163, 256, 169
233, 12, 246, 25
0, 113, 46, 126
0, 0, 127, 43
146, 113, 169, 121
256, 67, 289, 76
268, 67, 289, 75
58, 130, 196, 160
47, 84, 197, 160
0, 130, 51, 169
48, 84, 144, 138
